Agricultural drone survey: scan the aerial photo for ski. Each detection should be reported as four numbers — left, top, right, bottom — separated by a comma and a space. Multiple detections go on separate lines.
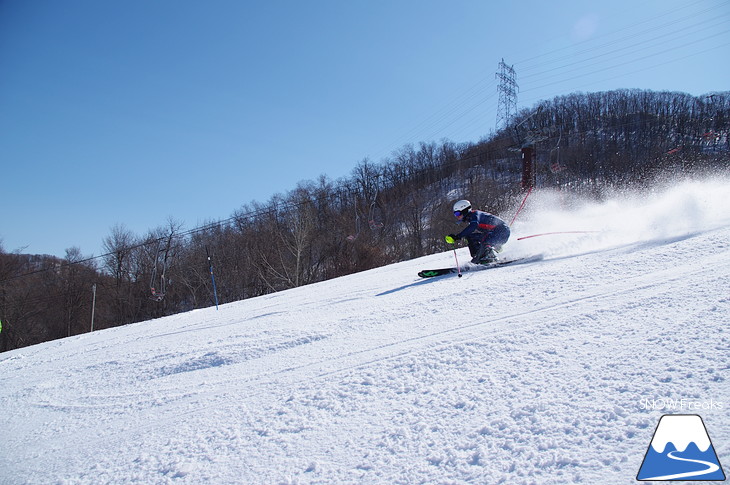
418, 268, 460, 278
418, 254, 543, 278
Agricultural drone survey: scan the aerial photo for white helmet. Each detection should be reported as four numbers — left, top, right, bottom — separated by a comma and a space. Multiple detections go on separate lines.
453, 199, 471, 214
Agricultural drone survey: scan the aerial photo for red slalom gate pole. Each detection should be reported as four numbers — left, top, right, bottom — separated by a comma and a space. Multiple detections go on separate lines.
517, 231, 600, 241
510, 186, 534, 226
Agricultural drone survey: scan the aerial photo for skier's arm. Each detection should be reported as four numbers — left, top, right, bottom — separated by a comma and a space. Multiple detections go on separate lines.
456, 219, 478, 239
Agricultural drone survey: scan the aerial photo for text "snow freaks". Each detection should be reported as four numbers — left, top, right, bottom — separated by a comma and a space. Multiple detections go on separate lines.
639, 398, 724, 411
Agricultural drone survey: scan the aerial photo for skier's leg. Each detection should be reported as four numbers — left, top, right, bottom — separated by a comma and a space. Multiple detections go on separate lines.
467, 237, 480, 258
483, 226, 511, 252
469, 233, 495, 263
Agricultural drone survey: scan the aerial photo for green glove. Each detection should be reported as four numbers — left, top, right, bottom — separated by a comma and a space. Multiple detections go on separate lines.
445, 235, 456, 244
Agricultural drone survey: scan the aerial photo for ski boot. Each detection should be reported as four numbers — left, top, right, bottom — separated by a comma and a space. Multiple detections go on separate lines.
471, 245, 498, 264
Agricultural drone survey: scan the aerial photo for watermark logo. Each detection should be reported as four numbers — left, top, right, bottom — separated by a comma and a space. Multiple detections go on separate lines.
637, 414, 725, 481
639, 397, 723, 411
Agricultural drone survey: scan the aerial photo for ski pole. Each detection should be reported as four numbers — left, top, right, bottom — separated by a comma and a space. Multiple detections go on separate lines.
453, 248, 462, 278
445, 235, 463, 278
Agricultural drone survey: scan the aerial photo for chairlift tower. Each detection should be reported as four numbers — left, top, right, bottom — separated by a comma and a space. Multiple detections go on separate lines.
495, 58, 518, 131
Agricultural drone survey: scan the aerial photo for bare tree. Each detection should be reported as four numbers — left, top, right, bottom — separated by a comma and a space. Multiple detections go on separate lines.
102, 224, 138, 325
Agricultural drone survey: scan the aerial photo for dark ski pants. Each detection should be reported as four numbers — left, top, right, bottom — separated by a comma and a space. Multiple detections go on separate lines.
466, 225, 511, 257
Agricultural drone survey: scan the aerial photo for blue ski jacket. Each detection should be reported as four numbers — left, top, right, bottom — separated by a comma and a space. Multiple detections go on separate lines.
456, 210, 510, 243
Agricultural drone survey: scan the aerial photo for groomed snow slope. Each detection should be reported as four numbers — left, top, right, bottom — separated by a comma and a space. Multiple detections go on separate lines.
1, 179, 729, 485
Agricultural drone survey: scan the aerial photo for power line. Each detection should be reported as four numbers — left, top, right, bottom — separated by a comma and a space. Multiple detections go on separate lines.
363, 74, 499, 162
514, 0, 719, 67
520, 36, 730, 101
519, 14, 730, 83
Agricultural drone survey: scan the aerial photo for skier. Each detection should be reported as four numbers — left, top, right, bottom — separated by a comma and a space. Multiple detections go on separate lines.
446, 199, 510, 264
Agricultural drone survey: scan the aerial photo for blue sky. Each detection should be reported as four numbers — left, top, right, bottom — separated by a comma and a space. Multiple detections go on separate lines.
1, 0, 728, 257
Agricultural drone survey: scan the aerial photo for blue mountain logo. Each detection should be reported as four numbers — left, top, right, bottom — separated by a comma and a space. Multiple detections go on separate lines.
637, 414, 726, 481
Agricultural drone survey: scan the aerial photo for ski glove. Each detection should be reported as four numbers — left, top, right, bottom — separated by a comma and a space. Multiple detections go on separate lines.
445, 234, 457, 244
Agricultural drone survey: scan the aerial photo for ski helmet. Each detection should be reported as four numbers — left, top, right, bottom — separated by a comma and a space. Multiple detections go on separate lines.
453, 199, 471, 216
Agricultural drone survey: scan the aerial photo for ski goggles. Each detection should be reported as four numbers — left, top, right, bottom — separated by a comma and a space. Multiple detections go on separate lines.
454, 210, 466, 217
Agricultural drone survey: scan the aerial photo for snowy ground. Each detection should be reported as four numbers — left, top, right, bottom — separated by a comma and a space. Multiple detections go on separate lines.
1, 178, 729, 485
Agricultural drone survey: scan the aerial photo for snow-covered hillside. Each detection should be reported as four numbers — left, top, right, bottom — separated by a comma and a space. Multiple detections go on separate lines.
1, 179, 729, 485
